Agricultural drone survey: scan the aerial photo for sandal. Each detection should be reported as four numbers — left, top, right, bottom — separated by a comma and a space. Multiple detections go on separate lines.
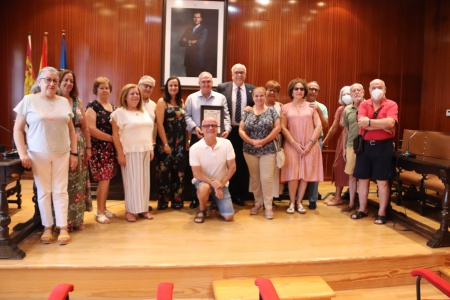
341, 205, 354, 213
297, 202, 307, 214
374, 215, 387, 225
265, 209, 274, 220
194, 210, 206, 223
351, 211, 368, 220
126, 212, 137, 222
104, 209, 116, 218
286, 202, 295, 214
40, 227, 53, 244
138, 212, 154, 220
326, 199, 343, 206
58, 227, 70, 245
250, 204, 262, 215
95, 213, 110, 224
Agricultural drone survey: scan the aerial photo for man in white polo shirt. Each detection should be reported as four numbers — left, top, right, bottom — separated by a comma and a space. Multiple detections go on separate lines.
189, 117, 236, 223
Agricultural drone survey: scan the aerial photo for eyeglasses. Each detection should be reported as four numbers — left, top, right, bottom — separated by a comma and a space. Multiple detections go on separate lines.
42, 77, 59, 85
267, 89, 278, 94
293, 87, 305, 91
309, 88, 320, 92
201, 124, 218, 129
140, 83, 154, 89
233, 71, 245, 76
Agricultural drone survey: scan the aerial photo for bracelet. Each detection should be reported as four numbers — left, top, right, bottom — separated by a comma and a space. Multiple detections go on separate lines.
310, 139, 315, 144
368, 119, 371, 126
70, 152, 78, 157
86, 147, 92, 149
164, 144, 169, 147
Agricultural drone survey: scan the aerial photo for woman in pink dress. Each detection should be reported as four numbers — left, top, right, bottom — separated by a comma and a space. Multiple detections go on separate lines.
281, 78, 323, 214
322, 86, 352, 207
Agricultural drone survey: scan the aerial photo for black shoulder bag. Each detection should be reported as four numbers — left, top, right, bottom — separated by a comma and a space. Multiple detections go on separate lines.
353, 107, 382, 154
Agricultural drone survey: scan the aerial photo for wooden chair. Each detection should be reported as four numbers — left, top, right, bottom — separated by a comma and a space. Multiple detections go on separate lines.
254, 278, 280, 300
47, 284, 74, 300
156, 282, 174, 300
411, 268, 450, 300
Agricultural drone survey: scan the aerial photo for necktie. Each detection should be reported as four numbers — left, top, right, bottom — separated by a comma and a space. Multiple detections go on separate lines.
235, 87, 242, 122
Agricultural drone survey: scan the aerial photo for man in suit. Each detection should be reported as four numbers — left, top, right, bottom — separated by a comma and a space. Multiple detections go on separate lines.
217, 63, 255, 206
179, 11, 208, 77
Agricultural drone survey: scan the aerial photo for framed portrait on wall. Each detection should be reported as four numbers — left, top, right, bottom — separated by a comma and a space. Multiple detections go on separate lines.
201, 105, 225, 135
162, 0, 227, 88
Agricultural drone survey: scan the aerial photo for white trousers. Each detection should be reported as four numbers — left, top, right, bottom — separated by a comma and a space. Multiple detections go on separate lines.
29, 151, 70, 227
244, 153, 275, 210
121, 151, 151, 214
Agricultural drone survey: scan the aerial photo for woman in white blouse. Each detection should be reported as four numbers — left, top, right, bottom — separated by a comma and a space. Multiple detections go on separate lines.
111, 84, 154, 222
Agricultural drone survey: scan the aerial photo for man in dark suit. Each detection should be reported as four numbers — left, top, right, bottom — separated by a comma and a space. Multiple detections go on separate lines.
217, 64, 255, 206
179, 11, 208, 77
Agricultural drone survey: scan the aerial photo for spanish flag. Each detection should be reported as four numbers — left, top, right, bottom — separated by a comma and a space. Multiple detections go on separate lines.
59, 31, 68, 70
39, 32, 48, 71
24, 33, 35, 95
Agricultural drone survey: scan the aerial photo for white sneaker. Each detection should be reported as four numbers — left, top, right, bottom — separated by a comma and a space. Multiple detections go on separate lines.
297, 202, 307, 214
286, 203, 295, 214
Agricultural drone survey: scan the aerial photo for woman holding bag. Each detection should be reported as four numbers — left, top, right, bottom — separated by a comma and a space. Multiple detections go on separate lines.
239, 87, 281, 220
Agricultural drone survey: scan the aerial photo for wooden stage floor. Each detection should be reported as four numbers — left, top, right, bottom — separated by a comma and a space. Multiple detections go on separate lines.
1, 180, 450, 299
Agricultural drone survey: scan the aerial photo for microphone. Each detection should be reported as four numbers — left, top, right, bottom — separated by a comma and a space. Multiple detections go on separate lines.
0, 125, 19, 158
402, 130, 419, 158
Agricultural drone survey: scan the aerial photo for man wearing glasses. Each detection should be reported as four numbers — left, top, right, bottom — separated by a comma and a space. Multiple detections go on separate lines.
189, 117, 236, 223
303, 81, 329, 210
217, 63, 255, 206
185, 71, 232, 208
139, 75, 157, 211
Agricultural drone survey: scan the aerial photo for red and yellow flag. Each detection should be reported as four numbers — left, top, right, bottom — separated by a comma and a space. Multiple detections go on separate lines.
24, 33, 35, 95
39, 33, 48, 71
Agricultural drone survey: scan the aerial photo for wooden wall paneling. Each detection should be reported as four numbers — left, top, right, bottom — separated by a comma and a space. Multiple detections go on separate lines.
395, 0, 424, 137
435, 0, 450, 132
420, 0, 439, 131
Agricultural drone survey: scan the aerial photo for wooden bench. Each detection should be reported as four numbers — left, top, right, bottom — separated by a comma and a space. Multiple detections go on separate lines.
397, 129, 450, 214
212, 276, 336, 300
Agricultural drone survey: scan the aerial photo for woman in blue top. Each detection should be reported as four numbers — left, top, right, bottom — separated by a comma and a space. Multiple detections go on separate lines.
239, 87, 281, 219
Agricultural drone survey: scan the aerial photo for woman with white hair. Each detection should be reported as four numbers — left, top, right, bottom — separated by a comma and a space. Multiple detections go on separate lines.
322, 86, 352, 206
13, 66, 78, 245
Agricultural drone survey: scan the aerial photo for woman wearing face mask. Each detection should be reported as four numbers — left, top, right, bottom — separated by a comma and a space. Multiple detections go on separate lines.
322, 86, 351, 206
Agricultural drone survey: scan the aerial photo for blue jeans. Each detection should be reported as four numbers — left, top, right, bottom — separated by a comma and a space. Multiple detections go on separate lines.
193, 180, 235, 216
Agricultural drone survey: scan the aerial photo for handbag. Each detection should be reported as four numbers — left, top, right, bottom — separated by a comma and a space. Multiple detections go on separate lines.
273, 138, 285, 168
353, 134, 365, 154
353, 107, 382, 155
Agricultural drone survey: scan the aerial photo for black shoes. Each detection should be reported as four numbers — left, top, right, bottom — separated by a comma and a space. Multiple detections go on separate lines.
308, 202, 317, 210
190, 199, 199, 209
232, 196, 245, 206
157, 202, 168, 210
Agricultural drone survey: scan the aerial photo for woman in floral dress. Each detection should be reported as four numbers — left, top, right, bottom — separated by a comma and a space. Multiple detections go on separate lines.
86, 77, 118, 224
59, 70, 92, 230
155, 76, 188, 210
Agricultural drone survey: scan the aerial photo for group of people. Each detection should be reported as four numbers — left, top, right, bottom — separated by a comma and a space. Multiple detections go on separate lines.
12, 63, 398, 245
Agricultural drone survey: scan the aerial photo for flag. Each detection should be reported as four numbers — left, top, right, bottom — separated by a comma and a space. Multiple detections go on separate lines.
59, 32, 68, 70
24, 34, 35, 95
39, 33, 48, 71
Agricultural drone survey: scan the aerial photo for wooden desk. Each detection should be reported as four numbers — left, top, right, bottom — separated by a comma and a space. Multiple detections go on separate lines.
397, 155, 450, 248
0, 157, 25, 259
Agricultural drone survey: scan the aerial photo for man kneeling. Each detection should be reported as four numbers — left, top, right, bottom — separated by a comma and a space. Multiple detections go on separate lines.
189, 117, 236, 223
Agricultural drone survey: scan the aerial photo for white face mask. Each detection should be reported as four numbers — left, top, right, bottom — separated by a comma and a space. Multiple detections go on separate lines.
371, 88, 384, 100
341, 94, 352, 105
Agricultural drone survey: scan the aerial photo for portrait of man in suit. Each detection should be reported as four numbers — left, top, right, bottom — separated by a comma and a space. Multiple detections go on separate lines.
179, 11, 209, 77
164, 1, 225, 86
